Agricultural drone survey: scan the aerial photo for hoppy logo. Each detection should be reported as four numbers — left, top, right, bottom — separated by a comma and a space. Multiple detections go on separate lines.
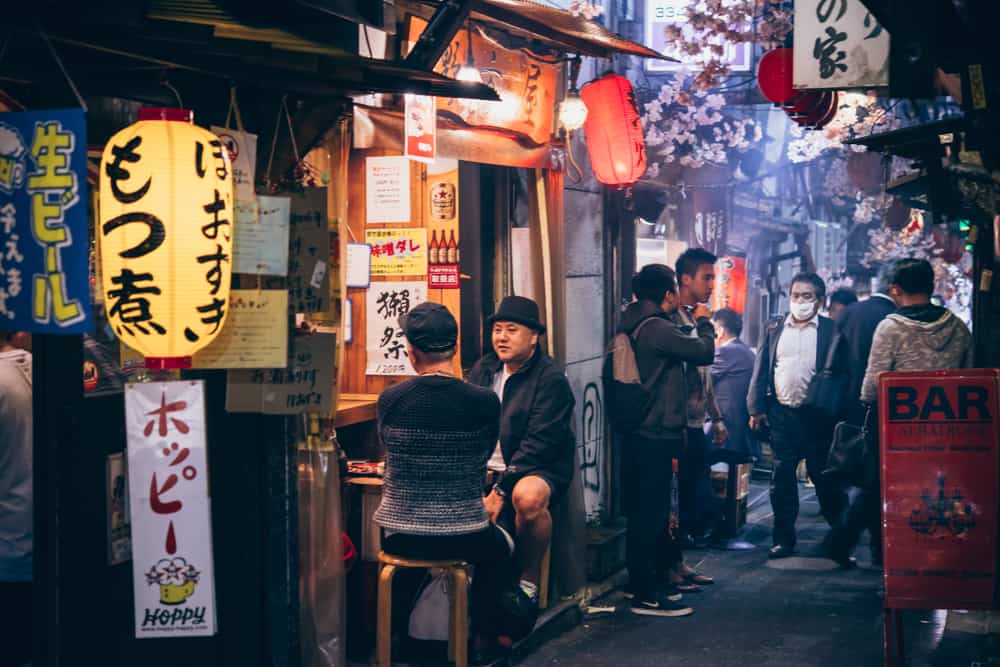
145, 556, 201, 605
0, 123, 27, 194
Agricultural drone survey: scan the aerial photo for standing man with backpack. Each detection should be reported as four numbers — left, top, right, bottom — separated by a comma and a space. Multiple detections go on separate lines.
610, 264, 715, 617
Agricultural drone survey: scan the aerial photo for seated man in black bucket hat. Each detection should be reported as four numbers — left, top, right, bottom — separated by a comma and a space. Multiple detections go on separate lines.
468, 296, 575, 608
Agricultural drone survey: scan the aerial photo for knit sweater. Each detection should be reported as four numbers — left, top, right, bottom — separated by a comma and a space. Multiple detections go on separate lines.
374, 375, 500, 536
860, 305, 973, 403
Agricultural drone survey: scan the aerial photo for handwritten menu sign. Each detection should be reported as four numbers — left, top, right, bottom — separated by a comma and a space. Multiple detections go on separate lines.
366, 281, 427, 376
365, 156, 411, 223
261, 190, 329, 314
366, 228, 428, 277
191, 290, 288, 369
232, 195, 290, 276
225, 332, 336, 414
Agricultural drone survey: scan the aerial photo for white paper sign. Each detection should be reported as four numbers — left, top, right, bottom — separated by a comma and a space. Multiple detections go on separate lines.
793, 0, 889, 89
126, 381, 216, 638
233, 195, 290, 276
366, 156, 411, 223
643, 0, 751, 73
210, 126, 257, 203
346, 243, 372, 288
366, 281, 427, 376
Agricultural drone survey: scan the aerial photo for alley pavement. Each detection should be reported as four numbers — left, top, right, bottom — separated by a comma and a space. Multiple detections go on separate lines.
515, 477, 1000, 667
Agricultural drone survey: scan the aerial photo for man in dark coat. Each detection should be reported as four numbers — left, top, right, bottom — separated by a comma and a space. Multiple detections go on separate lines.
829, 261, 897, 565
836, 263, 897, 427
748, 273, 844, 558
710, 309, 757, 461
468, 296, 575, 606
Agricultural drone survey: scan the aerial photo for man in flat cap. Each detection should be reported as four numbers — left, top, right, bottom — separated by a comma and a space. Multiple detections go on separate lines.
468, 296, 575, 608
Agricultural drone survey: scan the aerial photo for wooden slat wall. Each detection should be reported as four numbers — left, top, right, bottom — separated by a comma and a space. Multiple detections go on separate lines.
341, 148, 462, 395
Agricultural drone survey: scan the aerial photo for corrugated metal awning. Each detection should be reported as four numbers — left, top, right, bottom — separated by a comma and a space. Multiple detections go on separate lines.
474, 0, 674, 61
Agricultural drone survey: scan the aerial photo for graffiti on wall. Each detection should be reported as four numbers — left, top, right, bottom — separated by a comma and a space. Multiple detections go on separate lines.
579, 381, 605, 520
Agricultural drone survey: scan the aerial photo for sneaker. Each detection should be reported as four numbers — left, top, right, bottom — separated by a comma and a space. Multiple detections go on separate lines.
623, 586, 682, 602
630, 595, 693, 617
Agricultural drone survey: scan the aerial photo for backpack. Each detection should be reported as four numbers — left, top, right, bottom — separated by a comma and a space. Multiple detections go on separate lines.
602, 316, 662, 434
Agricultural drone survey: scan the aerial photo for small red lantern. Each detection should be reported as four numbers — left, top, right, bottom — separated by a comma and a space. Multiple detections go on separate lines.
581, 73, 647, 188
757, 48, 795, 105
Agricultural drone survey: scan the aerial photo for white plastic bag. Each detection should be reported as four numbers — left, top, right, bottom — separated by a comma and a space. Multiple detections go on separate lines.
408, 568, 472, 641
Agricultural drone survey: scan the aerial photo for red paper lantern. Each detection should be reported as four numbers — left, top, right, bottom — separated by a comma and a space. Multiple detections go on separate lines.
581, 73, 647, 188
757, 48, 795, 105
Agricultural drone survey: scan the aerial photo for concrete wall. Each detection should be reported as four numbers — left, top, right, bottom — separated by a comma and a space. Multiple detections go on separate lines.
563, 55, 610, 520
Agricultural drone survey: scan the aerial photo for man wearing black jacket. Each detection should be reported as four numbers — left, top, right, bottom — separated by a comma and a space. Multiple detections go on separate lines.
617, 265, 715, 617
468, 296, 575, 607
836, 263, 897, 427
748, 273, 844, 558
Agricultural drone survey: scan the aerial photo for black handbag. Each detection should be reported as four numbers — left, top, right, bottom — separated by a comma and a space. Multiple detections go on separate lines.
804, 332, 847, 419
823, 407, 871, 486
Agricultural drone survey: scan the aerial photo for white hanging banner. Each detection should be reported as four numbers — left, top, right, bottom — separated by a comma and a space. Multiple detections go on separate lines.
125, 380, 217, 638
365, 281, 427, 376
793, 0, 889, 89
404, 94, 437, 163
210, 126, 258, 204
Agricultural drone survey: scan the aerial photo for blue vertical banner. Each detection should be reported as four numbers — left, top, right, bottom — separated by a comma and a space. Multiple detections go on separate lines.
0, 108, 92, 333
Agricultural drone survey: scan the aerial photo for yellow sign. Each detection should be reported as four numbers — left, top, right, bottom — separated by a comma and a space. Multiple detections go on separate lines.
366, 228, 428, 277
192, 289, 288, 369
99, 110, 234, 367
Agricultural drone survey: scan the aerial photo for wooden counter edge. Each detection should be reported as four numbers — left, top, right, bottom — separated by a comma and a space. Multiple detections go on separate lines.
334, 393, 379, 428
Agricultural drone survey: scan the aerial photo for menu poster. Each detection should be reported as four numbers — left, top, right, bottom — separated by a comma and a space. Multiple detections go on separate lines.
232, 196, 291, 276
426, 163, 460, 285
405, 94, 436, 163
261, 189, 330, 314
191, 290, 288, 369
226, 332, 337, 414
106, 452, 131, 566
366, 156, 411, 223
366, 228, 428, 277
366, 281, 427, 376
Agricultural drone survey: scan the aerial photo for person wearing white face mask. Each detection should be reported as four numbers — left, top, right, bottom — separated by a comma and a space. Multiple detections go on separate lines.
747, 273, 846, 560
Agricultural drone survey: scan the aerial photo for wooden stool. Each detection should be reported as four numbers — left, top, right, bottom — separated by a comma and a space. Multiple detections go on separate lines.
538, 544, 551, 610
376, 551, 470, 667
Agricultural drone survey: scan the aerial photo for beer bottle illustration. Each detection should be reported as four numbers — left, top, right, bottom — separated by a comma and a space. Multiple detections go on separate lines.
428, 230, 439, 265
446, 230, 459, 264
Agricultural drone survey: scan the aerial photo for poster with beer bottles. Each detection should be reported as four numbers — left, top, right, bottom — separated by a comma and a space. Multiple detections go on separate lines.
427, 159, 460, 289
880, 369, 1000, 610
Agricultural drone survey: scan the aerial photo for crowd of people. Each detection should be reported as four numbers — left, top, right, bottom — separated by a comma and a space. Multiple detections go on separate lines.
370, 251, 975, 653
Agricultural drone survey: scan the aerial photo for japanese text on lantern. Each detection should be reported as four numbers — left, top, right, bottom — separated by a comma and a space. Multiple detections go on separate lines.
100, 115, 234, 361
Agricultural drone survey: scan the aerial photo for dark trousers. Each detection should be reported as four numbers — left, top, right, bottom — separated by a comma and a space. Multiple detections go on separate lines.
679, 427, 716, 539
623, 433, 682, 600
768, 403, 846, 548
833, 415, 882, 561
0, 581, 31, 667
382, 526, 514, 632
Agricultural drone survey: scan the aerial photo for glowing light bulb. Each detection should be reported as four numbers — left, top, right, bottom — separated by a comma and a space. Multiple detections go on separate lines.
457, 65, 482, 84
558, 91, 588, 131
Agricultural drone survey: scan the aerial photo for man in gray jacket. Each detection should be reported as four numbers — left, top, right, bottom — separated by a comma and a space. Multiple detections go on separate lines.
617, 264, 715, 617
860, 258, 972, 402
833, 258, 972, 562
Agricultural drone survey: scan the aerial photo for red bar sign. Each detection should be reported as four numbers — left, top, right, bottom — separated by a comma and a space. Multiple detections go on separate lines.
880, 369, 1000, 610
